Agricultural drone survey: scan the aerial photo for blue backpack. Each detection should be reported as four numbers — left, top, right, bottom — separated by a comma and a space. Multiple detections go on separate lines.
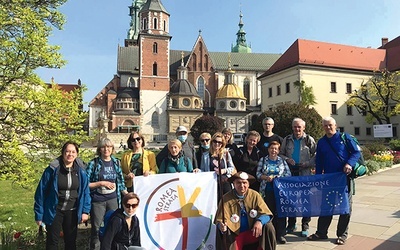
99, 209, 116, 241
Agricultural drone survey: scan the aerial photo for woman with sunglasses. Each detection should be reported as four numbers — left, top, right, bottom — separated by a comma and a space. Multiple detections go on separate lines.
121, 132, 158, 192
100, 192, 145, 250
196, 132, 211, 168
86, 138, 128, 250
200, 132, 236, 197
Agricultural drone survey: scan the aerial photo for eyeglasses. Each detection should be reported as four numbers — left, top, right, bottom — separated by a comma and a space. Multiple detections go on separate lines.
213, 140, 223, 144
200, 139, 210, 143
132, 137, 141, 142
125, 203, 139, 209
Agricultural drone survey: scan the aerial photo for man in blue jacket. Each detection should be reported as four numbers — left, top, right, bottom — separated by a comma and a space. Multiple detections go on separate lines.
308, 117, 361, 245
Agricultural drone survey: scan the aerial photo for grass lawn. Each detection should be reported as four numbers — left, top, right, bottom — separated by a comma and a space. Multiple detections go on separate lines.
0, 180, 36, 231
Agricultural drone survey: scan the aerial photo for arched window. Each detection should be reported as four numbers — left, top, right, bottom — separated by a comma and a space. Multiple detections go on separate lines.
151, 111, 159, 127
204, 54, 209, 70
153, 18, 158, 29
152, 62, 157, 76
163, 20, 166, 31
192, 54, 197, 71
153, 42, 158, 54
197, 76, 205, 100
243, 78, 250, 104
142, 18, 148, 30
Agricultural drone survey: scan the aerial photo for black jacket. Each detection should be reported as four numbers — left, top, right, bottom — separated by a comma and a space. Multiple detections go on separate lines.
100, 208, 141, 250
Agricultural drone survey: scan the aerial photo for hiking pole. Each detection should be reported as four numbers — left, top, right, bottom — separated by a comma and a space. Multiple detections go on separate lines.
217, 153, 228, 250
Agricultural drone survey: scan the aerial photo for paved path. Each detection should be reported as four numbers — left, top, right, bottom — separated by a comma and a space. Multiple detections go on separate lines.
277, 165, 400, 250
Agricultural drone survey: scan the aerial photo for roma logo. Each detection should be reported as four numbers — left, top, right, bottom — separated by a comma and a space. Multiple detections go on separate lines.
135, 172, 217, 250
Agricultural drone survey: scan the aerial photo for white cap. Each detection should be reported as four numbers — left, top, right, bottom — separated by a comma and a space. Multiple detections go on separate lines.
176, 126, 188, 133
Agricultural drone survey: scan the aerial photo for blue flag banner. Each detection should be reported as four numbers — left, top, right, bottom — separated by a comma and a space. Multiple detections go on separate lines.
273, 173, 349, 218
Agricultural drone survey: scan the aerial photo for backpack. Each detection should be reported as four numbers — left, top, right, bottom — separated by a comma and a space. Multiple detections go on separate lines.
340, 133, 367, 179
99, 209, 118, 242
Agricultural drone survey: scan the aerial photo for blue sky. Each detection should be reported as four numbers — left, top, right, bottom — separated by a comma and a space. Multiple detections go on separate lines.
36, 0, 400, 108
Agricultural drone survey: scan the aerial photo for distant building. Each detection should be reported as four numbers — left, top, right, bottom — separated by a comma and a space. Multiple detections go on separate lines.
259, 37, 400, 141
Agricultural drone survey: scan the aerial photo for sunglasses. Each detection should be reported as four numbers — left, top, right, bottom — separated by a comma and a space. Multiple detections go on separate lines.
125, 203, 139, 209
200, 139, 210, 143
132, 137, 141, 142
213, 140, 223, 144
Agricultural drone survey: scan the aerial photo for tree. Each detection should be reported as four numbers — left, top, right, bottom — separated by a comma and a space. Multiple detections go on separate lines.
346, 70, 400, 124
294, 80, 317, 107
0, 0, 91, 187
190, 114, 225, 144
252, 103, 324, 140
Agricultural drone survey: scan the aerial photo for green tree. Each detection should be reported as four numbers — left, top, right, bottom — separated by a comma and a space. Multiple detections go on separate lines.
190, 114, 225, 144
252, 103, 324, 140
294, 80, 317, 106
346, 69, 400, 124
0, 0, 91, 187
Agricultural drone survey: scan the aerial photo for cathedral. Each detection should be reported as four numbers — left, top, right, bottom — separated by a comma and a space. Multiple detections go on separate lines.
88, 0, 280, 143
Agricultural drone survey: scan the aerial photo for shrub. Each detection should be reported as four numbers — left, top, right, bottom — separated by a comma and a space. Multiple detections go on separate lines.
389, 139, 400, 150
365, 160, 381, 174
364, 141, 388, 154
393, 151, 400, 164
361, 146, 372, 160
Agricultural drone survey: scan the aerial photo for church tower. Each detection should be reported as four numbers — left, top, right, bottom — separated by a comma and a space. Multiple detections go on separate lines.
231, 11, 252, 53
138, 0, 171, 135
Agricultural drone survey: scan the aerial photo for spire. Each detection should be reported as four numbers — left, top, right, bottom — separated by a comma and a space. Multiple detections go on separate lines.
177, 51, 187, 80
225, 53, 235, 85
231, 11, 252, 53
127, 0, 146, 41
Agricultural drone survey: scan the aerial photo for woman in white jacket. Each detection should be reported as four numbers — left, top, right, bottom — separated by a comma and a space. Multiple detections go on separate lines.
200, 132, 236, 198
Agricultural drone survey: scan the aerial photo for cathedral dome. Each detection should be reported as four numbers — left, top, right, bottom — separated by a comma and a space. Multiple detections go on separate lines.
216, 83, 245, 99
170, 79, 200, 97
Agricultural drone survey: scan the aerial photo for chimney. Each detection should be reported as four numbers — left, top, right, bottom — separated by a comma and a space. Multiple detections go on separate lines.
381, 37, 389, 46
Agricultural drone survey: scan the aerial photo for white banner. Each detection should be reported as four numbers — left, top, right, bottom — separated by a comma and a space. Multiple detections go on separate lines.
134, 172, 217, 250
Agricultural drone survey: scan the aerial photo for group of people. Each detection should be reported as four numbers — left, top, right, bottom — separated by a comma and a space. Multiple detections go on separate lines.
33, 115, 361, 250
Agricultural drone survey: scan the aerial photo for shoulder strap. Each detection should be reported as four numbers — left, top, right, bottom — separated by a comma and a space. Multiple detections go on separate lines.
324, 136, 344, 163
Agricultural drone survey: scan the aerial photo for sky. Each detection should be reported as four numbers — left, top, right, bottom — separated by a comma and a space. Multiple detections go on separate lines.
36, 0, 400, 109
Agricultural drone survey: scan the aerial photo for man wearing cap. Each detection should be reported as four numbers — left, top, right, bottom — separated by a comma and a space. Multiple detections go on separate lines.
156, 126, 198, 169
215, 171, 277, 250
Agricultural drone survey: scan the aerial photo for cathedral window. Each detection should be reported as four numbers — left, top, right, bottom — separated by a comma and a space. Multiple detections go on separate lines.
243, 78, 250, 104
240, 101, 245, 109
197, 76, 205, 100
152, 62, 157, 76
151, 111, 159, 128
143, 18, 148, 30
153, 18, 158, 29
182, 98, 190, 107
172, 99, 178, 107
230, 100, 237, 109
153, 42, 158, 54
192, 54, 197, 71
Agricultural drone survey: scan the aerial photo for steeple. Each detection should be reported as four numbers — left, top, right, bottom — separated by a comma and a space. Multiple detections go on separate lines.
126, 0, 146, 46
231, 11, 252, 53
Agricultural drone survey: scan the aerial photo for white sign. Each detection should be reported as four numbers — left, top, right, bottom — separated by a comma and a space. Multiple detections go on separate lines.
134, 172, 217, 250
373, 124, 393, 138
